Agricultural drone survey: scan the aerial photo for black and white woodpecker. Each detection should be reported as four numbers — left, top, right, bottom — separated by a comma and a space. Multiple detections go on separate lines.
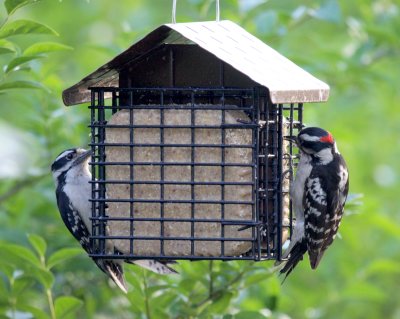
279, 127, 349, 279
51, 148, 177, 293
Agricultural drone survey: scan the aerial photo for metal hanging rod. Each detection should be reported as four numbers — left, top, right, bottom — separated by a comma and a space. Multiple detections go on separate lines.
172, 0, 220, 24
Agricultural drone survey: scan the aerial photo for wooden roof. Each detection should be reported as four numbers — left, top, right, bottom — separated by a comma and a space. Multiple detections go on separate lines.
63, 20, 329, 106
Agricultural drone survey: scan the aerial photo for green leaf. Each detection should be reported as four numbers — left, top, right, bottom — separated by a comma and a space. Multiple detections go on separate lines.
0, 80, 44, 91
27, 234, 47, 258
11, 273, 35, 295
125, 269, 143, 292
24, 42, 72, 56
54, 296, 83, 319
207, 292, 234, 314
0, 262, 14, 279
127, 289, 146, 313
0, 19, 58, 38
243, 269, 274, 287
18, 305, 51, 319
178, 278, 196, 293
47, 248, 83, 269
29, 267, 54, 289
0, 47, 14, 54
0, 39, 17, 54
5, 56, 42, 73
0, 242, 41, 268
0, 276, 9, 297
147, 284, 171, 297
4, 0, 41, 15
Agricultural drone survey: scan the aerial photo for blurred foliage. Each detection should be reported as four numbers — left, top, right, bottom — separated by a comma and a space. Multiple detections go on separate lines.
0, 0, 399, 318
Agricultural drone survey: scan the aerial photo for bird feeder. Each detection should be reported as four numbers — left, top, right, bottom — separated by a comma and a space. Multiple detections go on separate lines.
63, 20, 329, 262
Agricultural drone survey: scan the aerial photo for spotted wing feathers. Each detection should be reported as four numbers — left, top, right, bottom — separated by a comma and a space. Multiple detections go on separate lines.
56, 190, 91, 252
56, 189, 128, 292
305, 157, 349, 269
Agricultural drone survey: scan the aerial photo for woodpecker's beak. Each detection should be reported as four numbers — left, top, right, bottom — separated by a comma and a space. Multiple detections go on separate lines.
284, 136, 297, 145
73, 149, 92, 167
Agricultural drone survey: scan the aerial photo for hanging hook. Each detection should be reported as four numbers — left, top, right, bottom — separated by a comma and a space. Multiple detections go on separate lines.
216, 0, 220, 22
172, 0, 177, 24
172, 0, 220, 24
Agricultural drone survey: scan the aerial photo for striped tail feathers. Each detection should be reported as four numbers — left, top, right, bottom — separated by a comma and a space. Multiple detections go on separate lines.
308, 248, 326, 270
97, 259, 128, 293
279, 239, 308, 282
94, 258, 177, 293
129, 259, 178, 275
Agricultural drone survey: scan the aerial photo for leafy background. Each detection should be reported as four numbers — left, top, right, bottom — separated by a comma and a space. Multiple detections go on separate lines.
0, 0, 399, 318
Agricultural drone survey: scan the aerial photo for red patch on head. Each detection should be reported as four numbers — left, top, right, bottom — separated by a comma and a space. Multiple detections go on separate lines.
319, 132, 334, 144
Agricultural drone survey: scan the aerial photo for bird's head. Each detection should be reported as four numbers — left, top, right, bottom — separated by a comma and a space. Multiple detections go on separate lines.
295, 127, 337, 158
51, 148, 91, 183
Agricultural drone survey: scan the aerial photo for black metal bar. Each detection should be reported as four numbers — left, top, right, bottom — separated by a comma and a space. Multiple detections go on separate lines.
97, 90, 106, 255
89, 105, 255, 112
90, 90, 97, 255
253, 87, 260, 260
91, 198, 254, 205
90, 124, 258, 129
288, 104, 295, 259
89, 142, 255, 148
89, 254, 258, 261
190, 91, 195, 256
90, 217, 262, 224
91, 235, 255, 242
91, 180, 255, 186
264, 99, 271, 257
89, 161, 255, 167
269, 103, 278, 256
220, 90, 225, 257
160, 90, 165, 256
129, 90, 135, 255
276, 104, 284, 260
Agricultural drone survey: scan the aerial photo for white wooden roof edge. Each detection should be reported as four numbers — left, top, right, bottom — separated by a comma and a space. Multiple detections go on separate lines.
63, 20, 329, 105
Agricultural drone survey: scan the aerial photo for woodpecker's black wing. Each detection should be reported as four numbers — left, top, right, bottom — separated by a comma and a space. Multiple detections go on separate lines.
305, 154, 349, 269
56, 188, 128, 292
56, 188, 91, 253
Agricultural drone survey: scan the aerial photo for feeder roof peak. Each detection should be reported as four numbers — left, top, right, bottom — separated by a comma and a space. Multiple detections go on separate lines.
63, 20, 329, 106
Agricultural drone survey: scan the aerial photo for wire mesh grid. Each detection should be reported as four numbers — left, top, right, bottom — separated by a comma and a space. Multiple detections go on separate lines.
88, 87, 302, 261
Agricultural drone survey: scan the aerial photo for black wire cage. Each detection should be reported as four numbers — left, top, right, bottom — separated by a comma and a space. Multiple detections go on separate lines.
89, 87, 302, 261
62, 20, 329, 263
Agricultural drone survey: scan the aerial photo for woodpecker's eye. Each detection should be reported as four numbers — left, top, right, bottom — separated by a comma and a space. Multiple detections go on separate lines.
66, 153, 74, 160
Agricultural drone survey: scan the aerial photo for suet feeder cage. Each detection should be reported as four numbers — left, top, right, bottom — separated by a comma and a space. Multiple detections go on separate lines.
63, 20, 329, 262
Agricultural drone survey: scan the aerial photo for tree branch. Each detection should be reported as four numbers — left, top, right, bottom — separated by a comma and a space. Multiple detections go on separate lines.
142, 270, 152, 319
194, 262, 255, 308
209, 260, 214, 297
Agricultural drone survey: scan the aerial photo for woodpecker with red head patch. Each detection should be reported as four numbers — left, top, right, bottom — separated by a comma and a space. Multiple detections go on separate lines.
279, 127, 349, 279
